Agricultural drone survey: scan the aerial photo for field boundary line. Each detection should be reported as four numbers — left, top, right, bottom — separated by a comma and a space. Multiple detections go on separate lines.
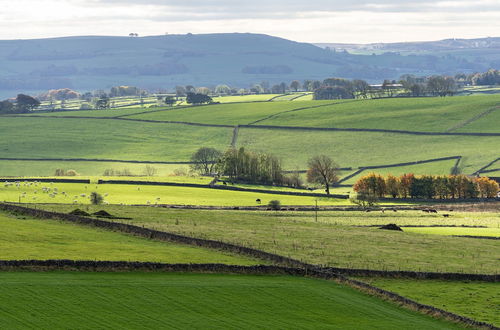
336, 156, 462, 184
0, 157, 196, 165
0, 203, 498, 281
230, 126, 239, 147
0, 260, 496, 329
446, 105, 500, 132
97, 179, 349, 199
473, 158, 500, 175
241, 124, 500, 136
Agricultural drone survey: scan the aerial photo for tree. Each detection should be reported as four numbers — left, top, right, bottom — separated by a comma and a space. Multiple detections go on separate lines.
164, 96, 176, 106
314, 86, 354, 100
143, 165, 158, 176
190, 147, 222, 175
215, 84, 231, 95
90, 192, 104, 205
268, 200, 281, 211
350, 192, 378, 209
186, 92, 212, 105
0, 100, 14, 114
306, 155, 340, 195
290, 80, 301, 92
175, 86, 186, 99
95, 95, 110, 109
16, 94, 40, 112
426, 76, 456, 96
385, 175, 400, 198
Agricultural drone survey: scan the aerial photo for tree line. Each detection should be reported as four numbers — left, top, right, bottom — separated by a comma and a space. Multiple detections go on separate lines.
353, 173, 499, 199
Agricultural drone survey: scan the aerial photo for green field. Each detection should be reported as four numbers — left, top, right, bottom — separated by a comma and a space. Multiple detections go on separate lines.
0, 181, 351, 206
237, 127, 499, 171
255, 95, 500, 132
2, 95, 499, 178
126, 100, 335, 125
36, 205, 500, 274
0, 117, 232, 161
358, 278, 499, 326
0, 211, 256, 264
0, 272, 461, 329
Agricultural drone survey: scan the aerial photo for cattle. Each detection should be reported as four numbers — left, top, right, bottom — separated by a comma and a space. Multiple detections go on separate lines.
256, 199, 261, 204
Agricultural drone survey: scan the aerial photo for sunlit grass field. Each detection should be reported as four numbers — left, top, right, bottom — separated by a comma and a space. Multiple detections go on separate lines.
0, 272, 461, 329
0, 181, 352, 206
357, 277, 499, 326
35, 205, 500, 274
0, 211, 257, 264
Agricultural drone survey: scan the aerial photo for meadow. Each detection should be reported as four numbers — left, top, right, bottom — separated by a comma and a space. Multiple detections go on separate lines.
0, 272, 461, 329
0, 211, 256, 264
255, 95, 500, 132
35, 205, 500, 274
357, 277, 499, 326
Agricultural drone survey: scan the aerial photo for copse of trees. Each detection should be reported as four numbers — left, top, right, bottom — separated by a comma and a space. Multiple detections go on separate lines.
186, 92, 213, 105
354, 173, 499, 199
0, 94, 40, 114
216, 147, 284, 185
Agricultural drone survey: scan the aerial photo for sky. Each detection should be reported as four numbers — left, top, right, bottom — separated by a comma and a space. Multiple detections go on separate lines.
1, 0, 499, 43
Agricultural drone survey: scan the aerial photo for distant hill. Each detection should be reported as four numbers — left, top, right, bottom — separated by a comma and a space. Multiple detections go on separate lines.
0, 33, 499, 98
316, 37, 500, 64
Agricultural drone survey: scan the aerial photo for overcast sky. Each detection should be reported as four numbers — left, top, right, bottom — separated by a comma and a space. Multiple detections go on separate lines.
1, 0, 499, 43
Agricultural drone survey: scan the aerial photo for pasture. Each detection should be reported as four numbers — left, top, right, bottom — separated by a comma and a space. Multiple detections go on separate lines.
0, 272, 461, 329
0, 211, 256, 264
0, 181, 352, 206
35, 205, 500, 274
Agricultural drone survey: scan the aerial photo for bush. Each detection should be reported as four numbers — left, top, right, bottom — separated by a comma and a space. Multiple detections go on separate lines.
90, 192, 104, 205
268, 200, 281, 210
350, 192, 378, 209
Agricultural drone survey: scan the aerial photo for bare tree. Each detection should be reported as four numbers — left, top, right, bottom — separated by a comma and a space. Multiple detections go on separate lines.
190, 147, 222, 175
306, 155, 340, 195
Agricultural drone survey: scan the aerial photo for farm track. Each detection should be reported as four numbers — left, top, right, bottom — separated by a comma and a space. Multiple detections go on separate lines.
446, 105, 500, 132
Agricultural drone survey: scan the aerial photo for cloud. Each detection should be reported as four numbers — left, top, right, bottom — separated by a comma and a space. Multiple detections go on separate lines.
0, 0, 498, 43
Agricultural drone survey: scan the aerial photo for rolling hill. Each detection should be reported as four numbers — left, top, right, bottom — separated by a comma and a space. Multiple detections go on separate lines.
1, 33, 498, 98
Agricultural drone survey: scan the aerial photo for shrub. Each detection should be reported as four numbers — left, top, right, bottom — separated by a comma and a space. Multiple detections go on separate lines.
90, 192, 104, 205
350, 192, 378, 209
268, 200, 281, 210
